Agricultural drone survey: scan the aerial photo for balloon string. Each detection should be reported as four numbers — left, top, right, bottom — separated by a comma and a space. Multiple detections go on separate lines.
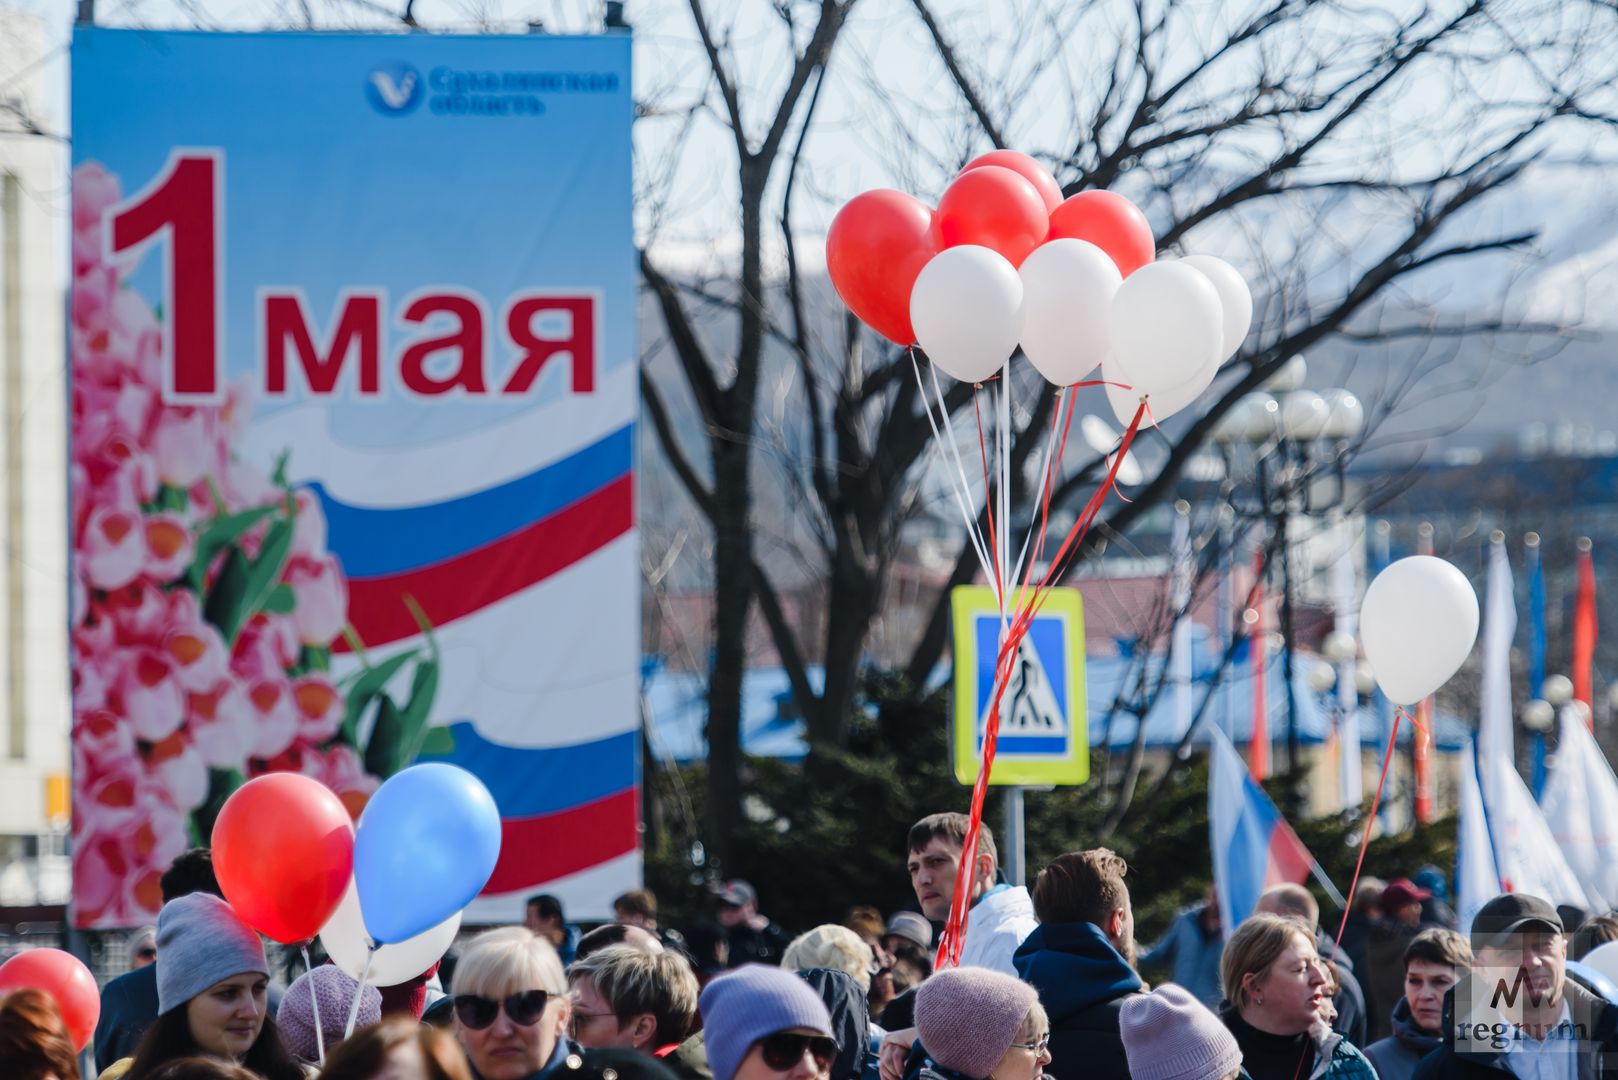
344, 945, 376, 1040
1329, 708, 1406, 961
301, 943, 325, 1064
973, 391, 1005, 609
909, 349, 996, 585
936, 402, 1144, 970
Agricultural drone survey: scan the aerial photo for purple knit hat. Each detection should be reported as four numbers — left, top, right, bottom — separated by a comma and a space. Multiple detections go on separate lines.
1120, 985, 1242, 1080
700, 965, 834, 1080
915, 967, 1039, 1079
278, 965, 382, 1062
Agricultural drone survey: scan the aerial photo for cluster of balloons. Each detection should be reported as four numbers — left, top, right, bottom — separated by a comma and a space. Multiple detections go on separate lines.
826, 150, 1253, 425
212, 762, 500, 984
0, 763, 498, 1055
1359, 555, 1481, 706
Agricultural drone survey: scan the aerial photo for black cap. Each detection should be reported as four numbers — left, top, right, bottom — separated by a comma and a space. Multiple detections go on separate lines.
1471, 893, 1563, 948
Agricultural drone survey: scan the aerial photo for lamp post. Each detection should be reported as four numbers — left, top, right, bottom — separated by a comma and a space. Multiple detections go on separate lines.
1213, 355, 1364, 777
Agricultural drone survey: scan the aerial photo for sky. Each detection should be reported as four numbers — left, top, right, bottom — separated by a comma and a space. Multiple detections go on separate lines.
8, 0, 1618, 326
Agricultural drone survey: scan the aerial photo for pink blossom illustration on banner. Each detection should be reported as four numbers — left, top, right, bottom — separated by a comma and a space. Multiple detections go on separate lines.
69, 161, 439, 930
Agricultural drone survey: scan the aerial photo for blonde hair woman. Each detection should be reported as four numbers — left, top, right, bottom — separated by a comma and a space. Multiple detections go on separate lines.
782, 926, 878, 991
450, 927, 573, 1080
1219, 914, 1375, 1080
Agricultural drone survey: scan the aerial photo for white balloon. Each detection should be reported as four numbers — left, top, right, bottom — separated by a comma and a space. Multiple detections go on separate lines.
1103, 350, 1217, 428
1018, 239, 1121, 385
1359, 556, 1480, 706
1109, 262, 1223, 397
320, 877, 462, 987
910, 246, 1024, 383
1179, 255, 1253, 363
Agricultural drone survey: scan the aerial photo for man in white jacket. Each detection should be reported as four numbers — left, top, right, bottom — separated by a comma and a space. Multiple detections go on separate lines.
904, 812, 1038, 977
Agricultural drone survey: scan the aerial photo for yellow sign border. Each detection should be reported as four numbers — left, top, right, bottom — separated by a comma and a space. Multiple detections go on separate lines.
950, 584, 1089, 786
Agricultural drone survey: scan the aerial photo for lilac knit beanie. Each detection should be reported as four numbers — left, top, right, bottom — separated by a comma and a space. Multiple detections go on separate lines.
915, 967, 1039, 1079
278, 965, 382, 1062
1119, 984, 1242, 1080
700, 965, 835, 1080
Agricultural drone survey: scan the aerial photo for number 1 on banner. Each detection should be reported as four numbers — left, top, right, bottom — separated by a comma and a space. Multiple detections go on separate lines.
109, 150, 224, 402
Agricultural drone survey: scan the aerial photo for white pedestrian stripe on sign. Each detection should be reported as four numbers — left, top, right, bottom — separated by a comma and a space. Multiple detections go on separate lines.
986, 634, 1066, 737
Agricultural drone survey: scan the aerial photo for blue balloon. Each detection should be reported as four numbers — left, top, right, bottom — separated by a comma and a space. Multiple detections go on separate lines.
354, 763, 502, 944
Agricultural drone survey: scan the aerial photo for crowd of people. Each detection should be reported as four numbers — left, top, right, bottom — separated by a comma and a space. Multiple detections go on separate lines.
6, 811, 1618, 1080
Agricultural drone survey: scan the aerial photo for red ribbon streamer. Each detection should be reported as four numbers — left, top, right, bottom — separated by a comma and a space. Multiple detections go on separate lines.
934, 400, 1147, 970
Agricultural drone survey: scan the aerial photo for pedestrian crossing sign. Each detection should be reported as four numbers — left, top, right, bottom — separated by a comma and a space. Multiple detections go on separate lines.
950, 585, 1089, 786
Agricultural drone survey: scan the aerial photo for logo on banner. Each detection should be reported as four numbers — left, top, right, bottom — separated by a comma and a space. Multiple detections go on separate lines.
367, 62, 424, 114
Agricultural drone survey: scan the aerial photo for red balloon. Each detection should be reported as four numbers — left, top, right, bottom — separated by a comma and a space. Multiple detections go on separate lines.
826, 189, 941, 345
1047, 190, 1155, 276
937, 166, 1048, 267
960, 150, 1063, 213
213, 772, 354, 944
0, 948, 100, 1050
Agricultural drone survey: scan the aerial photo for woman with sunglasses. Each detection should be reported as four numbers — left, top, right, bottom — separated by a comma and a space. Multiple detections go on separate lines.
450, 927, 576, 1080
98, 894, 303, 1080
913, 968, 1051, 1080
699, 966, 838, 1080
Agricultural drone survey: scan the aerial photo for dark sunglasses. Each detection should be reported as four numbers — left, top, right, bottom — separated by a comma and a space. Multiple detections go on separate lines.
759, 1032, 837, 1072
135, 947, 157, 960
453, 990, 551, 1030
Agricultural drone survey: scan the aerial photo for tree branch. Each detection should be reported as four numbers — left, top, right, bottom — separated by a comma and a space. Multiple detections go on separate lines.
909, 0, 1006, 148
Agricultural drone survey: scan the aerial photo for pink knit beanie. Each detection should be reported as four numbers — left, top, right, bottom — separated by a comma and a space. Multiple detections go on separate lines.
1119, 984, 1242, 1080
915, 967, 1039, 1079
279, 965, 382, 1062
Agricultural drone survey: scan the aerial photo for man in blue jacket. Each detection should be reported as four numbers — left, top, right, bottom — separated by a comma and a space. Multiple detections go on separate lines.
1012, 849, 1144, 1080
1138, 887, 1223, 1007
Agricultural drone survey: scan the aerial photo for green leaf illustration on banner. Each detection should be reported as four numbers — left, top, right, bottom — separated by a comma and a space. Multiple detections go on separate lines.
341, 651, 417, 745
418, 726, 457, 758
397, 659, 441, 766
190, 505, 278, 592
364, 694, 405, 778
203, 548, 250, 638
263, 583, 296, 614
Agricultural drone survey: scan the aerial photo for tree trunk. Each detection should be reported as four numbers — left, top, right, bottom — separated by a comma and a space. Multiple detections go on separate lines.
811, 553, 879, 746
704, 435, 753, 873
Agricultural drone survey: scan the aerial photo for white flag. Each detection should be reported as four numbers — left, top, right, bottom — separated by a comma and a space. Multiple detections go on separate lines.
1456, 738, 1501, 933
1540, 704, 1618, 910
1476, 540, 1592, 909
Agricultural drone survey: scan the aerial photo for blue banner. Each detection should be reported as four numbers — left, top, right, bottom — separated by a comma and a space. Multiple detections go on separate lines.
70, 29, 638, 927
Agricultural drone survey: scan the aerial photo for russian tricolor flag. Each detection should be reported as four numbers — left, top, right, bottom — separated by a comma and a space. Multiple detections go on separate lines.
1209, 727, 1316, 937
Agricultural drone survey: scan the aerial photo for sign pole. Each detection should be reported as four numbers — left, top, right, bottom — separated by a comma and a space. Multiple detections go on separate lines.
1003, 785, 1026, 886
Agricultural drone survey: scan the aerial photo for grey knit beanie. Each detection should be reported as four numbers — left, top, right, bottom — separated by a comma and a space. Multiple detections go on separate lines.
915, 967, 1039, 1079
279, 965, 382, 1062
155, 893, 268, 1015
1120, 985, 1242, 1080
700, 965, 834, 1080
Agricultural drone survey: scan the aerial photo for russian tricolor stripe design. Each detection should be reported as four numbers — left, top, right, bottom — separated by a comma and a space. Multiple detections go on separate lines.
419, 721, 640, 896
318, 424, 634, 649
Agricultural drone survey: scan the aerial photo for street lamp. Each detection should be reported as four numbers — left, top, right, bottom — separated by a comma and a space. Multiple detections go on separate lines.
1543, 675, 1574, 708
1211, 356, 1367, 773
1521, 699, 1555, 732
1307, 659, 1338, 694
1322, 630, 1358, 665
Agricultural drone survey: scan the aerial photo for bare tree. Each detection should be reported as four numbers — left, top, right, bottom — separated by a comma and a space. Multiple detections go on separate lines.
636, 0, 1618, 867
